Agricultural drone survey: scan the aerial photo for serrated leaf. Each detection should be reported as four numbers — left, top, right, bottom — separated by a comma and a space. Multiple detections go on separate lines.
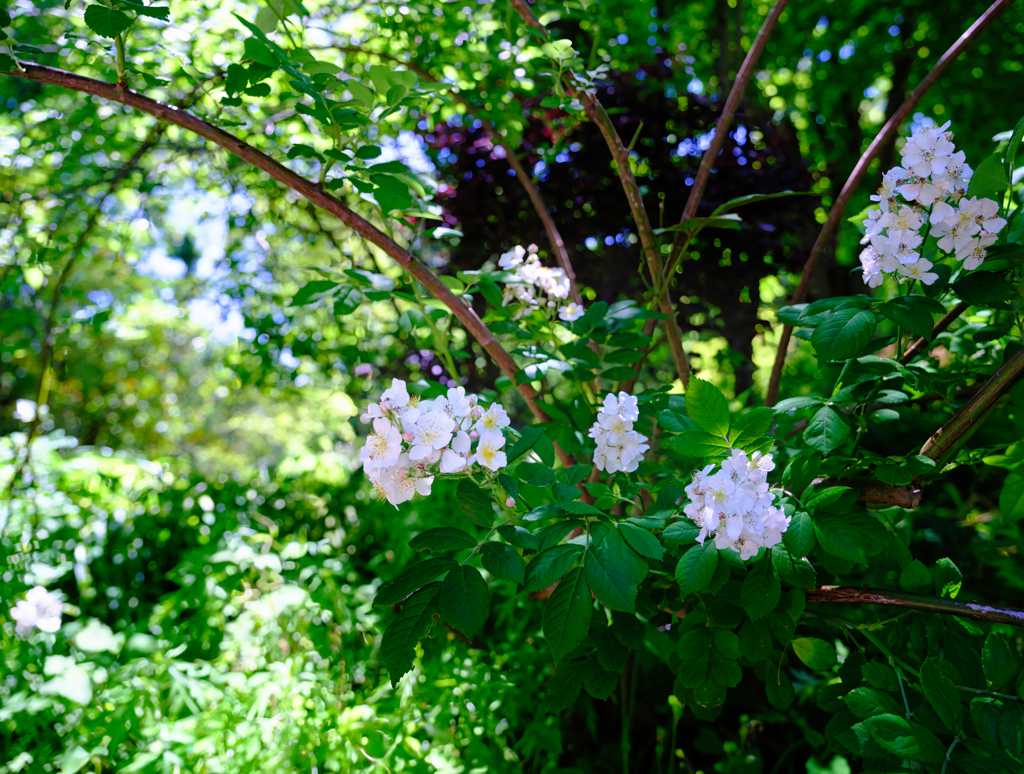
899, 559, 933, 593
667, 429, 732, 458
814, 512, 886, 564
878, 296, 943, 341
611, 613, 645, 649
983, 632, 1023, 688
675, 541, 718, 595
584, 527, 646, 612
811, 308, 876, 363
290, 279, 338, 306
739, 619, 772, 663
658, 213, 744, 233
728, 408, 776, 447
765, 668, 795, 709
954, 272, 1015, 306
523, 545, 584, 593
506, 426, 544, 463
862, 714, 945, 762
83, 5, 133, 37
686, 379, 731, 437
545, 659, 585, 711
711, 190, 813, 216
968, 152, 1011, 200
663, 519, 701, 548
374, 558, 457, 608
456, 479, 493, 526
933, 557, 962, 598
480, 543, 526, 584
619, 522, 664, 561
804, 486, 852, 513
791, 637, 837, 670
782, 511, 814, 557
582, 657, 619, 700
804, 406, 850, 455
1000, 472, 1024, 519
380, 583, 441, 685
440, 565, 490, 637
921, 657, 964, 735
771, 546, 816, 587
740, 558, 780, 620
409, 527, 477, 553
543, 567, 591, 661
591, 625, 629, 672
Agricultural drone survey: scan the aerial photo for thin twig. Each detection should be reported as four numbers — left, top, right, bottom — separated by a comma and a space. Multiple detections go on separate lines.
806, 586, 1024, 628
765, 0, 1014, 406
900, 301, 970, 362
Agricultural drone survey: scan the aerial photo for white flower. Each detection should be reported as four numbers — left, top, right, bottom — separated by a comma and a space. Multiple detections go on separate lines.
887, 229, 924, 265
896, 259, 939, 285
440, 431, 472, 473
359, 418, 403, 471
474, 403, 510, 434
408, 410, 456, 461
558, 302, 585, 322
381, 379, 411, 410
680, 450, 788, 561
859, 246, 886, 288
473, 430, 507, 471
589, 392, 648, 474
11, 586, 63, 635
957, 232, 998, 270
434, 387, 472, 420
900, 121, 955, 178
870, 168, 903, 210
13, 399, 36, 423
969, 197, 1007, 234
601, 391, 639, 422
371, 463, 434, 508
498, 245, 527, 270
897, 175, 949, 206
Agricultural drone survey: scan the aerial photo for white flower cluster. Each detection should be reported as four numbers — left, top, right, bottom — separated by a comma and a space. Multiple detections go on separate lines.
10, 585, 63, 635
498, 244, 584, 322
359, 379, 510, 507
683, 450, 789, 560
860, 121, 1007, 287
588, 392, 649, 474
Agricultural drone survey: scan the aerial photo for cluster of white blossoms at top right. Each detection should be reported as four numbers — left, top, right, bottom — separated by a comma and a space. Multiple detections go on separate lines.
683, 450, 789, 560
588, 392, 650, 474
860, 121, 1007, 287
10, 585, 63, 635
498, 244, 585, 323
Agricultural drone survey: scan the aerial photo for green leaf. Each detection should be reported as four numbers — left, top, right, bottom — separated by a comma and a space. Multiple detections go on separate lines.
380, 583, 441, 685
804, 486, 853, 513
711, 190, 814, 216
878, 296, 944, 341
675, 541, 718, 595
932, 557, 962, 598
686, 379, 731, 437
522, 545, 584, 593
657, 214, 743, 233
83, 5, 134, 37
374, 558, 457, 608
740, 558, 780, 620
506, 426, 544, 463
921, 657, 964, 735
290, 279, 337, 306
480, 543, 527, 584
658, 409, 695, 433
591, 625, 629, 671
440, 565, 490, 637
811, 308, 876, 363
545, 659, 585, 711
967, 152, 1011, 200
983, 632, 1023, 688
584, 526, 646, 612
972, 697, 1004, 746
667, 429, 732, 458
861, 714, 945, 763
771, 546, 816, 587
899, 559, 933, 593
619, 522, 665, 561
409, 527, 477, 553
782, 511, 815, 557
1000, 472, 1024, 519
535, 521, 585, 551
543, 567, 591, 662
456, 479, 493, 526
582, 657, 619, 700
728, 407, 776, 448
843, 686, 903, 719
791, 637, 837, 670
803, 407, 850, 455
954, 272, 1016, 306
663, 519, 701, 548
712, 628, 740, 659
814, 512, 886, 564
333, 286, 363, 315
1004, 117, 1024, 180
765, 669, 795, 710
611, 613, 645, 649
739, 619, 772, 663
774, 396, 823, 412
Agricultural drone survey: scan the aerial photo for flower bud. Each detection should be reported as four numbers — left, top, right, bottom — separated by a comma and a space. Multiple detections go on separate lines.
505, 497, 515, 508
470, 430, 478, 440
402, 432, 414, 442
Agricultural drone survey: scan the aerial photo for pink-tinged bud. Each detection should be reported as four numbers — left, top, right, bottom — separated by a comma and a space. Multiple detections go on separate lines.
471, 407, 482, 418
470, 430, 479, 440
402, 432, 414, 442
380, 399, 391, 410
505, 497, 515, 508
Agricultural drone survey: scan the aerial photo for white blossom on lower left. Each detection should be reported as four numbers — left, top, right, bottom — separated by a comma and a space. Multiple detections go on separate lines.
358, 379, 509, 507
588, 391, 649, 474
11, 585, 63, 635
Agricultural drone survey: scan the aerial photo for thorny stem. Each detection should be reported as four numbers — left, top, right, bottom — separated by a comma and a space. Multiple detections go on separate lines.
765, 0, 1014, 407
807, 586, 1024, 628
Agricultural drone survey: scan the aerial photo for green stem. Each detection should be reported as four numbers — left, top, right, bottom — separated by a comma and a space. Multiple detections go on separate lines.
115, 33, 127, 83
940, 738, 959, 774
